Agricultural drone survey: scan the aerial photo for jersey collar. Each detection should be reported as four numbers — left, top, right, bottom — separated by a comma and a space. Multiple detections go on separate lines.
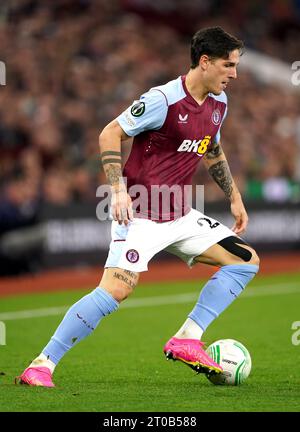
181, 75, 209, 112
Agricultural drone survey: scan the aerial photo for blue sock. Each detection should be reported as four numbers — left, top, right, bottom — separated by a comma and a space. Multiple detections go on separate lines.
43, 287, 119, 364
189, 264, 259, 332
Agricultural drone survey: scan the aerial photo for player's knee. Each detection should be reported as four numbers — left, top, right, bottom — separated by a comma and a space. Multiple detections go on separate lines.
111, 284, 134, 302
218, 236, 260, 266
100, 268, 139, 302
231, 246, 259, 267
234, 246, 260, 267
108, 276, 138, 302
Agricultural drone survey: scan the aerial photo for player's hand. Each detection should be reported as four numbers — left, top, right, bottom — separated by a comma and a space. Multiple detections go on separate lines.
230, 195, 248, 235
111, 185, 133, 225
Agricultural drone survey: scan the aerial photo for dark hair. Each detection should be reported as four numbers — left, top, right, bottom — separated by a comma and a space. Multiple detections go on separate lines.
190, 26, 244, 69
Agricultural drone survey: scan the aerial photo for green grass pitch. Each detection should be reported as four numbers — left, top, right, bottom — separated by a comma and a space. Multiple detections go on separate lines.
0, 271, 300, 412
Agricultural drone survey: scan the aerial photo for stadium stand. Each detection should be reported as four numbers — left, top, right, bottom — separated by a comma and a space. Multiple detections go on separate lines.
0, 0, 299, 275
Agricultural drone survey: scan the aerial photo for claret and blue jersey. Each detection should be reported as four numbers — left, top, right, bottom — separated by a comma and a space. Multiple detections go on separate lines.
117, 75, 228, 220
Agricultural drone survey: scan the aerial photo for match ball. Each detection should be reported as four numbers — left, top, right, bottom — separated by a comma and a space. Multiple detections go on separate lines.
206, 339, 252, 386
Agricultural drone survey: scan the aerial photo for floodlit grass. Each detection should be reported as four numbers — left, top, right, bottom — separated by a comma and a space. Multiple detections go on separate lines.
0, 272, 300, 412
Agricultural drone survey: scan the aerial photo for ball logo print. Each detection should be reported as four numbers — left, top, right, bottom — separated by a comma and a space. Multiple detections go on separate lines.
126, 249, 139, 263
205, 339, 252, 385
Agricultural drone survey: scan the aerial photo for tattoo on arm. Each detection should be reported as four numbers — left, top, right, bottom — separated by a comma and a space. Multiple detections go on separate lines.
204, 142, 223, 160
100, 151, 122, 185
113, 271, 138, 290
101, 151, 121, 158
208, 160, 233, 199
105, 164, 123, 185
123, 270, 138, 281
102, 158, 122, 165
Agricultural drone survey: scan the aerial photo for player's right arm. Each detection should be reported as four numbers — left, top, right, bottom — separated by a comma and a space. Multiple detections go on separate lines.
99, 89, 168, 225
99, 120, 133, 225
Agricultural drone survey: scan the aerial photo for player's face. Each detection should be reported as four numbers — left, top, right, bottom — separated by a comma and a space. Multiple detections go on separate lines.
207, 49, 240, 95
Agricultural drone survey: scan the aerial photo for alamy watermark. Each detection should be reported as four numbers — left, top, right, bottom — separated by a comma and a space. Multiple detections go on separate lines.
291, 61, 300, 86
0, 321, 6, 345
0, 61, 6, 86
291, 321, 300, 346
96, 180, 205, 221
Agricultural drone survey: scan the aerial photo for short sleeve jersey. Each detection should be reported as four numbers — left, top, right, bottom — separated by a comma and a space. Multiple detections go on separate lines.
117, 75, 228, 221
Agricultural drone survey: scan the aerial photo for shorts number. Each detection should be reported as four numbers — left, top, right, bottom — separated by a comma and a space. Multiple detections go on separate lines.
197, 217, 220, 229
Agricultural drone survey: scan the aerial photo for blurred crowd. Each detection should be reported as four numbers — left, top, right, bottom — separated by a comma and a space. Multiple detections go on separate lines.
0, 0, 300, 238
123, 0, 300, 63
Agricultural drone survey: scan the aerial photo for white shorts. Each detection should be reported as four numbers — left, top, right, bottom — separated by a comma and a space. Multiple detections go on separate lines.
104, 208, 235, 272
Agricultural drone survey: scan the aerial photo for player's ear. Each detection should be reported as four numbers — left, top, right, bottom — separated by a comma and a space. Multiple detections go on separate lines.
199, 54, 210, 71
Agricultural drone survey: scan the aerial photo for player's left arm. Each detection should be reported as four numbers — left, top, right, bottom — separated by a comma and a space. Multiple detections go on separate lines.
202, 140, 248, 234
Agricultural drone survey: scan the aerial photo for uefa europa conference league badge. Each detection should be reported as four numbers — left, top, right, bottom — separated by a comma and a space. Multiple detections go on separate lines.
131, 101, 145, 117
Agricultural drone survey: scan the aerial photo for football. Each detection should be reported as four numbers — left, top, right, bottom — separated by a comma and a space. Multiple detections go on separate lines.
206, 339, 252, 385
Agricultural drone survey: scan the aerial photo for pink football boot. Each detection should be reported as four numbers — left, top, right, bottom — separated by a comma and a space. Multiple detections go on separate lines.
164, 337, 223, 375
15, 367, 55, 388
